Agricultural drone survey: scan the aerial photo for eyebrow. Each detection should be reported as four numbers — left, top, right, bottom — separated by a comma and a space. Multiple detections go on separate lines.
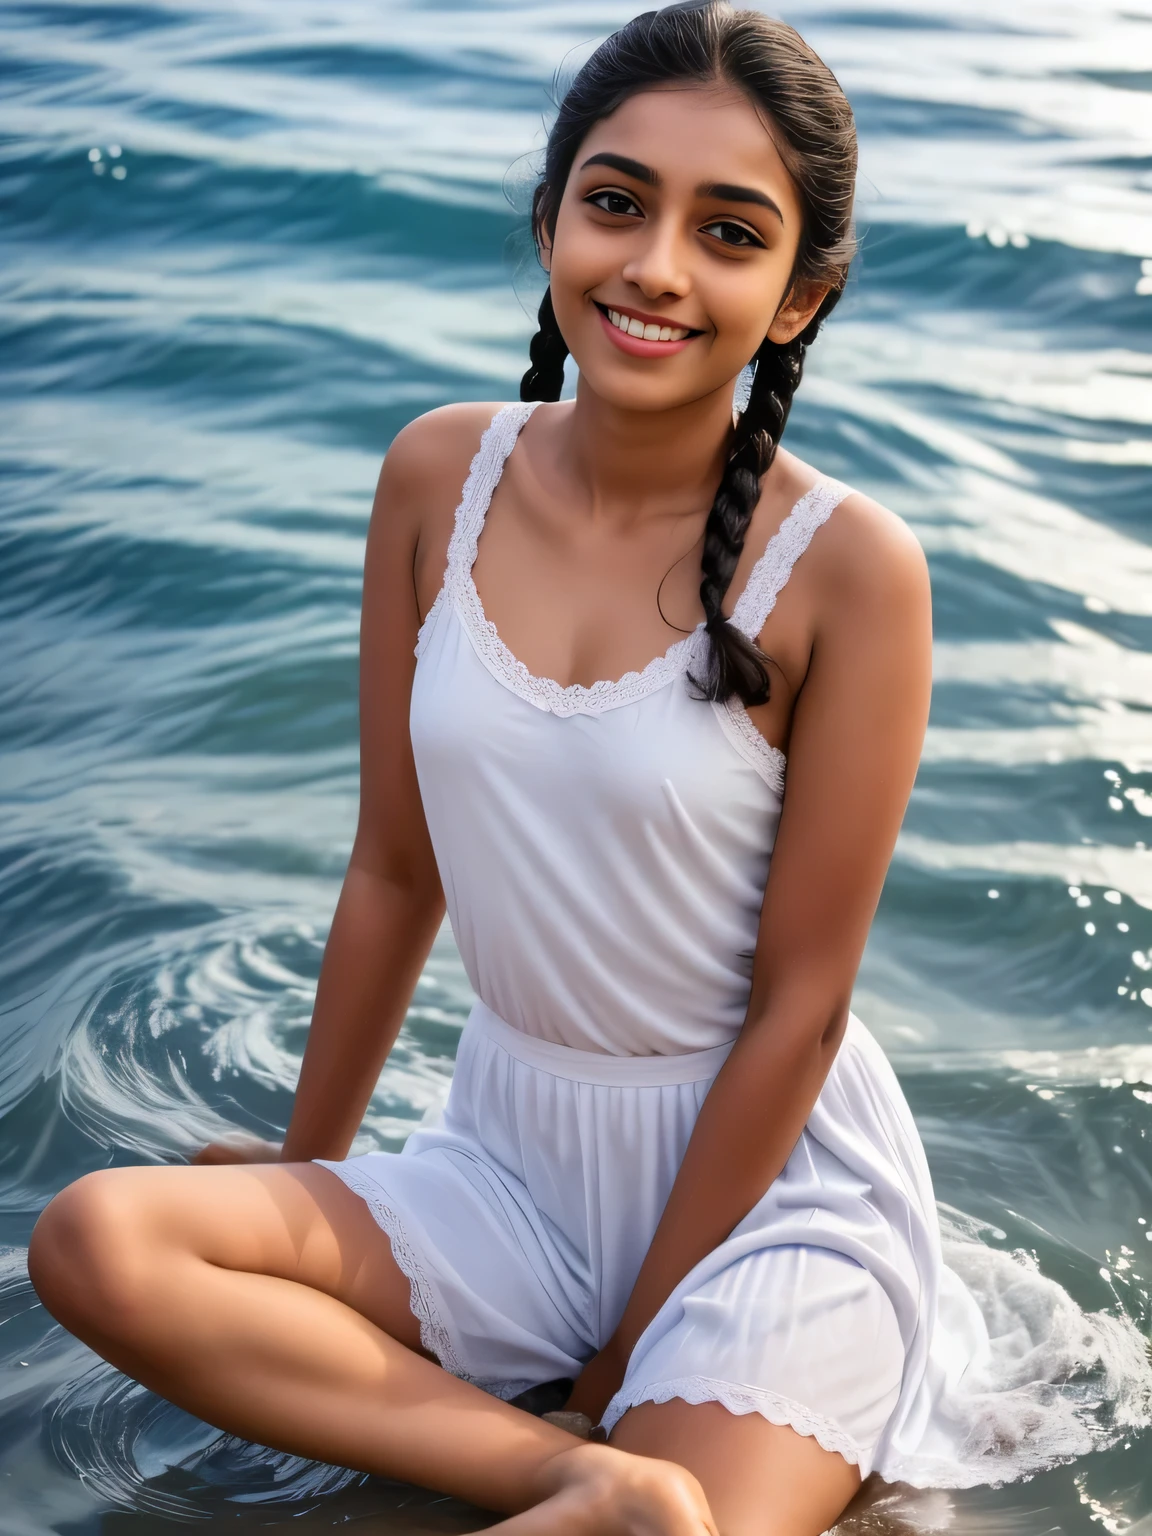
699, 181, 783, 222
578, 152, 784, 225
580, 152, 658, 186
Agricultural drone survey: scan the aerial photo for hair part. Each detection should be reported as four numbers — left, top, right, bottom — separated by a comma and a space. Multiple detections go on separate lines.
519, 0, 857, 705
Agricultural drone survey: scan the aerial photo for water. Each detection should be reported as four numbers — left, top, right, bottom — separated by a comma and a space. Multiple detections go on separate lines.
1, 0, 1150, 1529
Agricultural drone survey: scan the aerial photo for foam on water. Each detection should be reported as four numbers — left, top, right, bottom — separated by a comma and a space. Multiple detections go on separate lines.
938, 1221, 1152, 1486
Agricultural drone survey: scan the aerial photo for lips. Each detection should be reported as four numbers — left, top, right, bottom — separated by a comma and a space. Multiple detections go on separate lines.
593, 300, 702, 359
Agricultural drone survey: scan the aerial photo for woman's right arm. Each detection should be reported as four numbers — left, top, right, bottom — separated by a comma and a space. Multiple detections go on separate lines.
194, 406, 491, 1166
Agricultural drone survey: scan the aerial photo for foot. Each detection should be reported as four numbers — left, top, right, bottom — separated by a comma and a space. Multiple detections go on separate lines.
486, 1442, 717, 1536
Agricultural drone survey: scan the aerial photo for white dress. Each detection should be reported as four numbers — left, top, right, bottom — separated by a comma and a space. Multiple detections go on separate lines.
318, 402, 1138, 1488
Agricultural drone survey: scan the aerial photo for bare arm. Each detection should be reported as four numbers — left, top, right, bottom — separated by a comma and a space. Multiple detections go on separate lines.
195, 409, 488, 1165
278, 428, 447, 1162
567, 497, 933, 1418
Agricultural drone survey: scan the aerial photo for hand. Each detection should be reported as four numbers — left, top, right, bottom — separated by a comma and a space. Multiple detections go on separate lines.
529, 1441, 716, 1536
564, 1334, 630, 1426
189, 1135, 284, 1166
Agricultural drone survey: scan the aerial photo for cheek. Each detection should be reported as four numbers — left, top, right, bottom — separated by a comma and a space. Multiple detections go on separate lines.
695, 294, 758, 354
703, 265, 784, 348
549, 207, 611, 287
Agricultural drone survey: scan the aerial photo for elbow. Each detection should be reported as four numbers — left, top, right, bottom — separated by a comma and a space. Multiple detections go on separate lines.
819, 1003, 850, 1055
745, 990, 851, 1062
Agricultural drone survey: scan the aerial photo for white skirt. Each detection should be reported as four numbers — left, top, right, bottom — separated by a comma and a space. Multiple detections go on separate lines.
316, 1002, 1143, 1487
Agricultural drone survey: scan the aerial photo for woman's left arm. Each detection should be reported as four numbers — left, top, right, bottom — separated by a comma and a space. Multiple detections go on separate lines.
567, 497, 933, 1423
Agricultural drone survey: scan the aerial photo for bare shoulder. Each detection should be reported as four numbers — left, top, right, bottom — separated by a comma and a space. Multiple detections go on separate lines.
806, 482, 930, 633
375, 400, 505, 512
367, 402, 508, 607
366, 401, 510, 617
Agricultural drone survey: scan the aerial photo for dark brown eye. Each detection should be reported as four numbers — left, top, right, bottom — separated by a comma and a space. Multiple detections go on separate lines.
702, 220, 763, 249
587, 189, 641, 218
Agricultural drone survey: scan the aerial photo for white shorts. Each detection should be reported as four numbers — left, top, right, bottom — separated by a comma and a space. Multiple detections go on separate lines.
315, 1002, 943, 1477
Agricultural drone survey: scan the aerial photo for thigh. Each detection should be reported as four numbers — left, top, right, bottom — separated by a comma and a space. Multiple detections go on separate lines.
38, 1160, 428, 1356
610, 1398, 861, 1536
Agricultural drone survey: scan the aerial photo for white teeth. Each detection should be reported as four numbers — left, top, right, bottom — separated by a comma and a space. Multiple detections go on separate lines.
606, 308, 689, 342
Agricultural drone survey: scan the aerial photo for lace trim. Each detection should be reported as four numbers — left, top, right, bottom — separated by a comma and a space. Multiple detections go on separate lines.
417, 402, 854, 717
413, 403, 519, 661
441, 401, 707, 718
414, 584, 446, 660
729, 477, 853, 641
316, 1160, 473, 1386
459, 613, 705, 719
711, 699, 786, 793
601, 1374, 863, 1466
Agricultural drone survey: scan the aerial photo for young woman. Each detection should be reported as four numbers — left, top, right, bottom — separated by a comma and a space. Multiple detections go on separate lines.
28, 5, 999, 1532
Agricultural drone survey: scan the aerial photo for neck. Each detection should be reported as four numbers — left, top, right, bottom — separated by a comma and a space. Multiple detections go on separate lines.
550, 376, 738, 525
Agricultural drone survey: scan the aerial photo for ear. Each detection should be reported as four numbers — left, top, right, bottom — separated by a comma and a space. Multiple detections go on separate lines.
767, 278, 831, 345
537, 224, 553, 275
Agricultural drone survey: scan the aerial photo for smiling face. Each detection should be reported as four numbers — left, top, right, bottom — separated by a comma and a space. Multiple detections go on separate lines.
541, 81, 828, 416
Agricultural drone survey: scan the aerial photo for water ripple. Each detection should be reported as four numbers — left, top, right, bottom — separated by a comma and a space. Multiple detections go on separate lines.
1, 0, 1150, 1529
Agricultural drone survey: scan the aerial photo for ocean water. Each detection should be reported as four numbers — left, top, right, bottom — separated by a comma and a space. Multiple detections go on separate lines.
1, 0, 1151, 1529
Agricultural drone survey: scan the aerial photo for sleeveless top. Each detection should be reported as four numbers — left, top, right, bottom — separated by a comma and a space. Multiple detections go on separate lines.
409, 401, 853, 1056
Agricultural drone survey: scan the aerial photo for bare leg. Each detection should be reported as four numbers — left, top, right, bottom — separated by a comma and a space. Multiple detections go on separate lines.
611, 1399, 862, 1536
28, 1164, 712, 1532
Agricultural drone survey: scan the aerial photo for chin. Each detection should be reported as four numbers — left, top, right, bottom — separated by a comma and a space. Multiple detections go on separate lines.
572, 359, 705, 414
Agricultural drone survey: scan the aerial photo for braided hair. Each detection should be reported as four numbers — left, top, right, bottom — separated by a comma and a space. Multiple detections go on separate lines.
521, 287, 569, 405
519, 1, 857, 704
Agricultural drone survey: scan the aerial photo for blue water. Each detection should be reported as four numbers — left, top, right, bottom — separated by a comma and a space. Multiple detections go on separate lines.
1, 0, 1151, 1530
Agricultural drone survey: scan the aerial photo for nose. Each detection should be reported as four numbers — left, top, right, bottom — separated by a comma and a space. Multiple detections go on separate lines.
620, 214, 692, 303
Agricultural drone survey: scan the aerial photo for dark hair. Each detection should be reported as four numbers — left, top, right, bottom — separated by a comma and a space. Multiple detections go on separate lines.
519, 1, 857, 704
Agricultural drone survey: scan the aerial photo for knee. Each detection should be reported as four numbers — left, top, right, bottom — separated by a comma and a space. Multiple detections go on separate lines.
29, 1170, 159, 1339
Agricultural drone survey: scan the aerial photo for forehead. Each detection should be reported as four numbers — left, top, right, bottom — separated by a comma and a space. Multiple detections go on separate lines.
576, 82, 799, 213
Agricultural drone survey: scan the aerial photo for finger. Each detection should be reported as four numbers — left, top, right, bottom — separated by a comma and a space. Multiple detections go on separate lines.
189, 1139, 281, 1166
540, 1410, 592, 1438
189, 1145, 241, 1165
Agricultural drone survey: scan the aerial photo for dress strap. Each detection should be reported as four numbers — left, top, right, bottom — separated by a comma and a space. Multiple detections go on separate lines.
728, 476, 854, 641
416, 400, 539, 658
446, 401, 540, 582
